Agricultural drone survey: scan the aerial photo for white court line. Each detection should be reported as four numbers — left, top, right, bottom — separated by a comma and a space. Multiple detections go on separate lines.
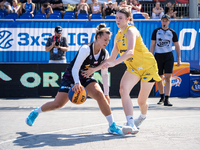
0, 114, 200, 145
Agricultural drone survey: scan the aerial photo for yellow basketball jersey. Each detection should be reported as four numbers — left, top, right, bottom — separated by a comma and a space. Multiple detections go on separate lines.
116, 25, 161, 82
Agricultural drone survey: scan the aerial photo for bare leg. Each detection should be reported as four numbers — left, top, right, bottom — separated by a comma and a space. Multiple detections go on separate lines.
86, 82, 111, 116
157, 75, 164, 94
138, 81, 154, 115
119, 71, 140, 116
41, 92, 69, 112
164, 73, 172, 96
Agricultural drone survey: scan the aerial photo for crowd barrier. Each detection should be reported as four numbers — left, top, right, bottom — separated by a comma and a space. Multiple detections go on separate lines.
1, 62, 199, 98
0, 63, 148, 98
0, 19, 200, 71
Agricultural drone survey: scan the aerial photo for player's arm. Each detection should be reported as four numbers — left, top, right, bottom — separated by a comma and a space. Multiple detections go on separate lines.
101, 51, 110, 104
82, 35, 119, 78
72, 46, 90, 93
102, 27, 137, 69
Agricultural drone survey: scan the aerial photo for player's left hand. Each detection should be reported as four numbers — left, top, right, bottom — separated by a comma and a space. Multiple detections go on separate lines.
102, 62, 115, 69
82, 67, 95, 78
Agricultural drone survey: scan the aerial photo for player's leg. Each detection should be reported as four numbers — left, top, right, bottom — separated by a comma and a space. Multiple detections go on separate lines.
86, 82, 123, 135
26, 79, 71, 126
119, 71, 140, 134
134, 81, 154, 127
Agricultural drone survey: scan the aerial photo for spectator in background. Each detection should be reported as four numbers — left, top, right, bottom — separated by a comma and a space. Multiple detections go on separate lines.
165, 2, 177, 18
38, 2, 53, 19
103, 1, 117, 17
119, 0, 132, 12
50, 0, 65, 18
45, 26, 68, 63
10, 0, 21, 16
89, 0, 102, 20
75, 0, 90, 18
17, 0, 22, 16
129, 0, 149, 19
152, 1, 164, 19
23, 0, 35, 17
0, 0, 12, 14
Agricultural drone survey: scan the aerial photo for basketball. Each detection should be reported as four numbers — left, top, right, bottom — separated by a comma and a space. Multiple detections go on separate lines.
68, 86, 88, 104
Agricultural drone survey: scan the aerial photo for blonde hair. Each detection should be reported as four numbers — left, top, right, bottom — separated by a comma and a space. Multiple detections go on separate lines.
95, 23, 111, 40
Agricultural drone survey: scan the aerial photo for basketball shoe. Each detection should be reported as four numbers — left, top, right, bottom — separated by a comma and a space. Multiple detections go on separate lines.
26, 109, 39, 126
108, 122, 123, 135
122, 123, 139, 134
134, 116, 146, 127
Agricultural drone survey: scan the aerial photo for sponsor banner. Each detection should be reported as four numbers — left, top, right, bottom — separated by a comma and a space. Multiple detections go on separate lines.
155, 62, 190, 97
0, 63, 151, 98
0, 28, 96, 51
0, 20, 199, 70
190, 74, 200, 96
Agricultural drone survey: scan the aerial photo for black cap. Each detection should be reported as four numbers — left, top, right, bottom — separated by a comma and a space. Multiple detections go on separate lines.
161, 14, 170, 20
55, 26, 62, 33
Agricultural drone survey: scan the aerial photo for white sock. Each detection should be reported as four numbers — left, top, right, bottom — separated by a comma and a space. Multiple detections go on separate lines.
126, 115, 134, 125
106, 114, 114, 126
140, 113, 147, 119
34, 107, 43, 113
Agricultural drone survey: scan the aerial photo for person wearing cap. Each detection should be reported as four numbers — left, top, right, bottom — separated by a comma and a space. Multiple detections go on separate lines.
150, 14, 181, 106
103, 1, 117, 17
45, 26, 68, 63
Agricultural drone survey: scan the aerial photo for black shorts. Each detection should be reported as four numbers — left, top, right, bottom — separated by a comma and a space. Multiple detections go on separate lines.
58, 77, 97, 93
155, 52, 174, 75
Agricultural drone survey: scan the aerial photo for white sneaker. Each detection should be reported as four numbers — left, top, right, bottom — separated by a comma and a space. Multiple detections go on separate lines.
122, 123, 139, 134
134, 116, 146, 127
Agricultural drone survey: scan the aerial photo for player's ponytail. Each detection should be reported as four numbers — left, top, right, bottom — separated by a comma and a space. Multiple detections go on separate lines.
95, 23, 112, 40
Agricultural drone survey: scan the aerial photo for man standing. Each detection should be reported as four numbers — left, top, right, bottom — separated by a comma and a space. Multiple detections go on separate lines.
150, 14, 181, 106
46, 26, 68, 63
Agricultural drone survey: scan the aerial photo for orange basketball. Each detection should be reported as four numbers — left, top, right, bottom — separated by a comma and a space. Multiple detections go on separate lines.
68, 86, 88, 104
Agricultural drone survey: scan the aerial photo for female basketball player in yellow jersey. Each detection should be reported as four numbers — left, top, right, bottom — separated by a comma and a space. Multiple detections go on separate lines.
82, 8, 161, 135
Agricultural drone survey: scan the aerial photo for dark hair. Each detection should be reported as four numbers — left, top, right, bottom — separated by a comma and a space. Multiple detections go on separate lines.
95, 23, 111, 40
43, 3, 49, 8
117, 8, 133, 22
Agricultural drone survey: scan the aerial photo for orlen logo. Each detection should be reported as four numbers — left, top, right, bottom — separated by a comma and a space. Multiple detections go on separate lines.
191, 80, 200, 92
162, 76, 182, 87
171, 76, 182, 87
0, 30, 13, 49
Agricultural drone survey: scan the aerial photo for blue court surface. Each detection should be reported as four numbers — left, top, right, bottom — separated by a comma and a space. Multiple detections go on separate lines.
0, 97, 200, 150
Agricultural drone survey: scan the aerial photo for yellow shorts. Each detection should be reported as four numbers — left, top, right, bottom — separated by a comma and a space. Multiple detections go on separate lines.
127, 64, 161, 82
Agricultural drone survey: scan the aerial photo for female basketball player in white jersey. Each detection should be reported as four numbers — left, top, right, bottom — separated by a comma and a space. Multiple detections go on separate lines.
26, 23, 123, 135
82, 8, 161, 135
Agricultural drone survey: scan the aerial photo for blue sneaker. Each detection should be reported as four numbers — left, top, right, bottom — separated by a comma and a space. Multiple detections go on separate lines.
108, 122, 123, 135
26, 109, 39, 126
